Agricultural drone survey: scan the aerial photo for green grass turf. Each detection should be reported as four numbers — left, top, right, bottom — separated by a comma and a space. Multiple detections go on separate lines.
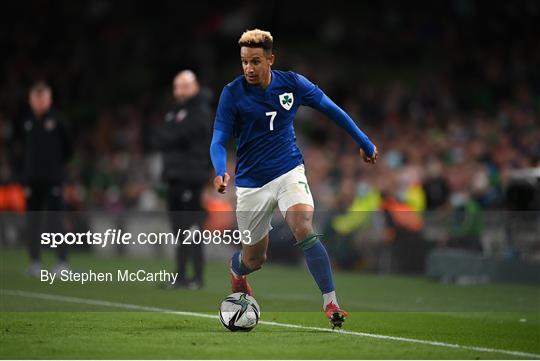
1, 247, 539, 359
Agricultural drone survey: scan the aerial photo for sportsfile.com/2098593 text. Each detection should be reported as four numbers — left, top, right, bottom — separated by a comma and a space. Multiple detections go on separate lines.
40, 229, 252, 248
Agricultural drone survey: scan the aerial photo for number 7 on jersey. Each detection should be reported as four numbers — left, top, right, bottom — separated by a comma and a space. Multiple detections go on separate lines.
266, 111, 277, 131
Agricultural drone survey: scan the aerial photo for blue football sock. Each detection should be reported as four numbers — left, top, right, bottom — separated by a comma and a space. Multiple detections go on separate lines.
230, 251, 252, 277
297, 235, 335, 294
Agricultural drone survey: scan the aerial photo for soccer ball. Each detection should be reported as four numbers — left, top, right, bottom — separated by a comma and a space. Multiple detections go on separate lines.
219, 292, 260, 332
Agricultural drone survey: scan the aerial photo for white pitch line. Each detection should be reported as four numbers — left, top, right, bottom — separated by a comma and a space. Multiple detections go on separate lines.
2, 289, 539, 359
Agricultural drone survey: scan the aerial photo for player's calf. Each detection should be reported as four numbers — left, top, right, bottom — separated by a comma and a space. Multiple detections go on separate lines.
243, 254, 266, 271
230, 250, 264, 277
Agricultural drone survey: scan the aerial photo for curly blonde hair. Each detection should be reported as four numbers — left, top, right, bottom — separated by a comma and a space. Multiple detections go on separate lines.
238, 29, 273, 53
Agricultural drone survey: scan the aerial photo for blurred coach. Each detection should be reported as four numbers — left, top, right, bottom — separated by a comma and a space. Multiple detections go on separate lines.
153, 70, 212, 289
15, 81, 73, 276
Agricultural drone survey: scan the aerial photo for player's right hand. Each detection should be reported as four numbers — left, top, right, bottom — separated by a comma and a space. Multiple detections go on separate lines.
360, 145, 378, 164
214, 172, 230, 194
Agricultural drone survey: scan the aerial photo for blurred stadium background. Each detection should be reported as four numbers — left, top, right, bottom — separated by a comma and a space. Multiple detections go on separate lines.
0, 0, 539, 283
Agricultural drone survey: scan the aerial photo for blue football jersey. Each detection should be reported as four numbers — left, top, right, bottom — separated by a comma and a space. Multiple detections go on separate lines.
214, 70, 323, 188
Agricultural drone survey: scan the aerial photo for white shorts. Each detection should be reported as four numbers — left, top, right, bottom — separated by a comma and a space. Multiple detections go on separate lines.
236, 165, 314, 245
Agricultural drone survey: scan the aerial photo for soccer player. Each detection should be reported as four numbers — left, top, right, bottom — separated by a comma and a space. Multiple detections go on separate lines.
210, 29, 378, 328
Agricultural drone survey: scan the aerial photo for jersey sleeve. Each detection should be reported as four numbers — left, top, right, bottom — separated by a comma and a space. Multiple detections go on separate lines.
294, 73, 324, 107
210, 130, 229, 177
213, 86, 237, 135
211, 86, 237, 176
314, 94, 375, 157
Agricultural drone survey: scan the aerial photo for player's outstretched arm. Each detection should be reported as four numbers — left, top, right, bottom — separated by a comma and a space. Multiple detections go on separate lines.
211, 87, 237, 193
315, 94, 378, 164
210, 129, 230, 193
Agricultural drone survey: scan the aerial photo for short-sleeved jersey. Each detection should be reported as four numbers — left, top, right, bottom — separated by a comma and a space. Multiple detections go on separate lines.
214, 70, 324, 188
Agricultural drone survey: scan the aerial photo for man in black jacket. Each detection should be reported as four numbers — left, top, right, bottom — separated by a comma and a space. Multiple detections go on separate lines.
154, 70, 212, 289
17, 81, 73, 276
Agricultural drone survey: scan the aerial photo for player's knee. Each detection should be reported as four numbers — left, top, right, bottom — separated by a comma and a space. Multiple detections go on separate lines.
245, 254, 266, 271
291, 224, 314, 242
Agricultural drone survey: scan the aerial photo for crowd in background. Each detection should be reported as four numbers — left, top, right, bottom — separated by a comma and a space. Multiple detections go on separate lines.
1, 1, 538, 269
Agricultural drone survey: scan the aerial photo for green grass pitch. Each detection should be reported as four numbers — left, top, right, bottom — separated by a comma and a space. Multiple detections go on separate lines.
1, 248, 539, 359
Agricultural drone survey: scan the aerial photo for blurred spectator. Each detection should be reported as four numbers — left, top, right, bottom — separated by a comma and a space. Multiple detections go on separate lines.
422, 159, 450, 210
380, 191, 427, 273
152, 70, 212, 290
444, 191, 483, 252
12, 81, 73, 276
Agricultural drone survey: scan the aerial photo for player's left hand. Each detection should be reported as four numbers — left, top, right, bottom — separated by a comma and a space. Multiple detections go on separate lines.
360, 145, 378, 164
213, 172, 230, 194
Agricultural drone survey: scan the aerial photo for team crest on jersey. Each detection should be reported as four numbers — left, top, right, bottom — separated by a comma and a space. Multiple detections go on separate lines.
175, 109, 188, 122
278, 92, 294, 110
44, 118, 56, 131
